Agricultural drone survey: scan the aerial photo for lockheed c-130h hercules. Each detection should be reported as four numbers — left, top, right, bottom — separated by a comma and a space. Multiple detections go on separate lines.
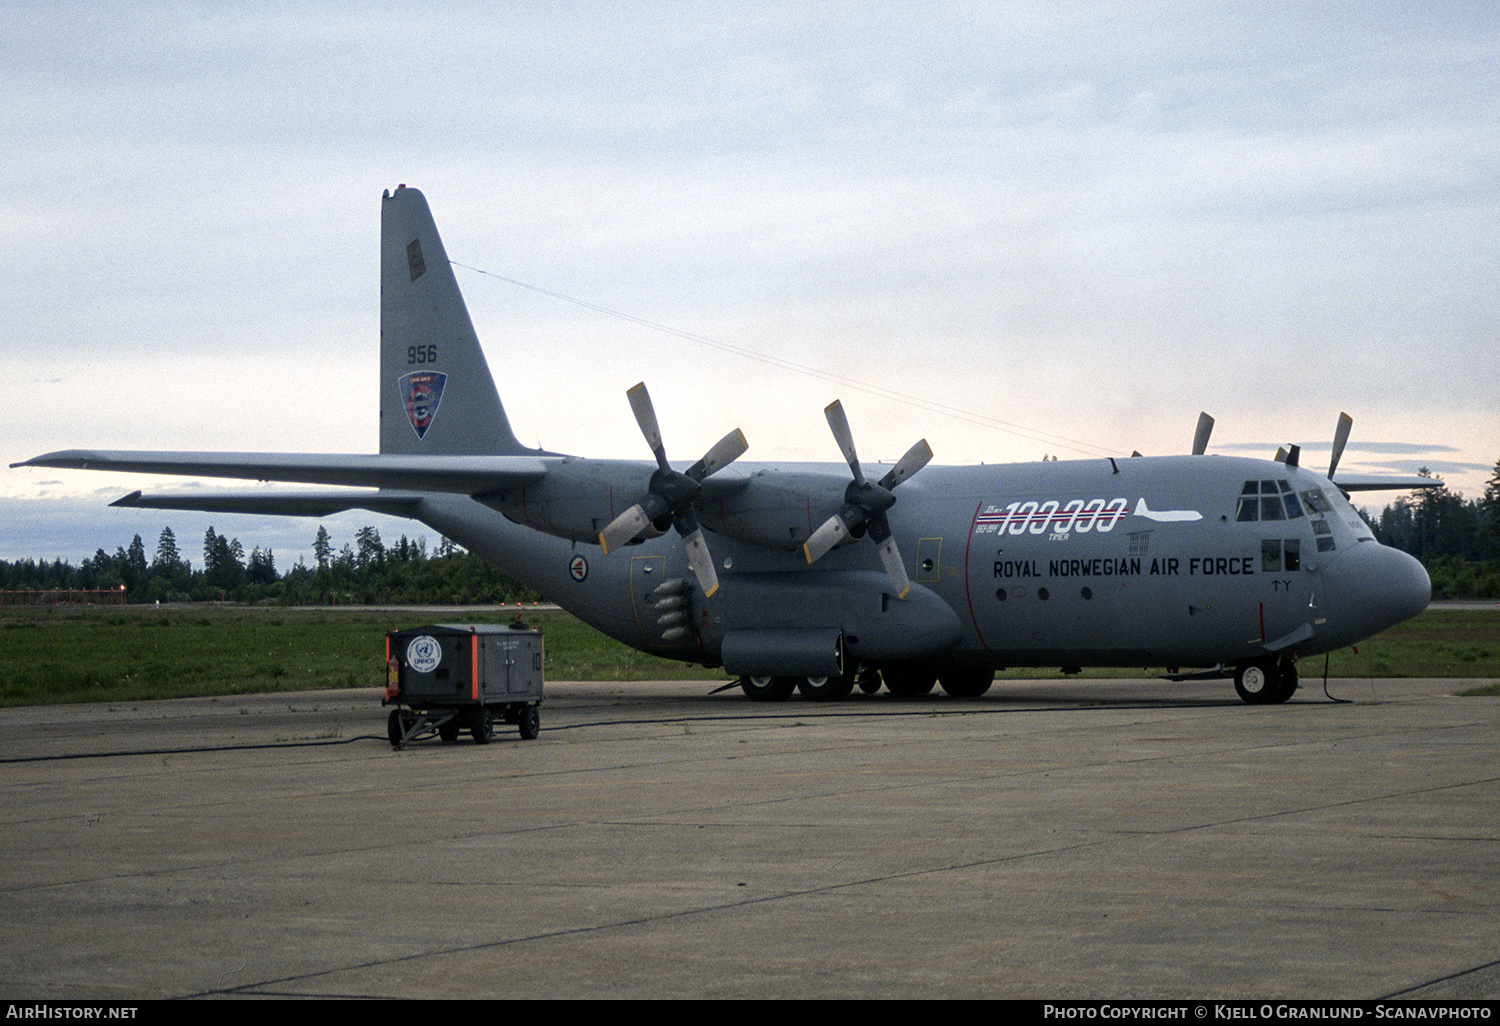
15, 186, 1435, 705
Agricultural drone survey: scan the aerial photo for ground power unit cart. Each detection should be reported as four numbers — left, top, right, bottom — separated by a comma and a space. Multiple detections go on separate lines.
384, 623, 543, 747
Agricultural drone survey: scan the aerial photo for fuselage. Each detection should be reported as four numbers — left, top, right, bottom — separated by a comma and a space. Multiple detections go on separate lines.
414, 451, 1431, 677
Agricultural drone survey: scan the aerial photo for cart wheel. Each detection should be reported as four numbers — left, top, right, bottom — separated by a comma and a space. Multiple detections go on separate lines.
471, 709, 494, 745
387, 709, 405, 749
518, 706, 540, 741
438, 716, 461, 744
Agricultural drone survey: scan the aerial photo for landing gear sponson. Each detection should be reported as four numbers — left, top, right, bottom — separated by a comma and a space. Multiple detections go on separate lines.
738, 658, 1298, 704
737, 664, 995, 701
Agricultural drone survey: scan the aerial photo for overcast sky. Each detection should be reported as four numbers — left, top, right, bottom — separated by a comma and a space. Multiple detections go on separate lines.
5, 1, 1497, 566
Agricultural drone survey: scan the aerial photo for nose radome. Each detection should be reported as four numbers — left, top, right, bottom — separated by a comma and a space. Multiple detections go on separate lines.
1322, 543, 1430, 647
1383, 545, 1432, 624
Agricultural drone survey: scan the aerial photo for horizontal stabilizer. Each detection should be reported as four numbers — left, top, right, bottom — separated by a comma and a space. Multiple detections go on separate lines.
109, 489, 427, 518
14, 450, 554, 493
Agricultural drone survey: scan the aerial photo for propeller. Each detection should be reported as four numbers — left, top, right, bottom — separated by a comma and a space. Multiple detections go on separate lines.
1191, 412, 1214, 456
597, 382, 747, 597
1274, 413, 1350, 474
802, 400, 932, 600
1328, 411, 1352, 479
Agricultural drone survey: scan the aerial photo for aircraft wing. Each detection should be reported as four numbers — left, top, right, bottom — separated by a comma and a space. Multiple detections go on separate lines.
1332, 474, 1445, 493
107, 488, 429, 518
12, 450, 555, 493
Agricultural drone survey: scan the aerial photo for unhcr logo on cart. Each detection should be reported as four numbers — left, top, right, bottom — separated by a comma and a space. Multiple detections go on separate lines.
406, 635, 441, 673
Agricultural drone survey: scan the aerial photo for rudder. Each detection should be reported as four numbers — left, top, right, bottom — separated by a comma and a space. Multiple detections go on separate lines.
380, 185, 529, 456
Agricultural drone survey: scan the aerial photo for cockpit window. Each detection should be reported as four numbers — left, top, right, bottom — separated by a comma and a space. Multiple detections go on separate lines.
1237, 480, 1305, 521
1300, 488, 1333, 514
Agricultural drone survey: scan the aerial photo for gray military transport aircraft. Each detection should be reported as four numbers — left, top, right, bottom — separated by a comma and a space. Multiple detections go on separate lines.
15, 185, 1435, 704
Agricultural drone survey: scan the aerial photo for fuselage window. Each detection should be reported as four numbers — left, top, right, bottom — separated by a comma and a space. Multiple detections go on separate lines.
1262, 539, 1282, 572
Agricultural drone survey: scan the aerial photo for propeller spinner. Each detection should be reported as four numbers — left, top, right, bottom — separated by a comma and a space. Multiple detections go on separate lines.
802, 400, 932, 600
597, 382, 747, 597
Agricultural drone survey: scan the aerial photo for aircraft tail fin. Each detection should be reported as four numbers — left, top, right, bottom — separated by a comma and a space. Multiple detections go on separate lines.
380, 185, 531, 456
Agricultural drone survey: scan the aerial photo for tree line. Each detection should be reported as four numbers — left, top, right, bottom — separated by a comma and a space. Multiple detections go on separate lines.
3, 456, 1496, 604
0, 525, 540, 605
1364, 458, 1500, 599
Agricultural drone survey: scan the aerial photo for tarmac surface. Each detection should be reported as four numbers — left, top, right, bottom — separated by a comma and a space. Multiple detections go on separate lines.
2, 675, 1497, 1000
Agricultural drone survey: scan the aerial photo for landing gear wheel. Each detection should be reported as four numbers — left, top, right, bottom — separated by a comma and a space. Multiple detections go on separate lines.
798, 674, 856, 701
438, 716, 461, 743
518, 706, 540, 740
1266, 659, 1298, 703
1234, 661, 1272, 703
939, 667, 994, 698
856, 669, 883, 694
882, 664, 937, 698
470, 709, 493, 744
740, 675, 797, 702
387, 709, 406, 748
1234, 656, 1299, 704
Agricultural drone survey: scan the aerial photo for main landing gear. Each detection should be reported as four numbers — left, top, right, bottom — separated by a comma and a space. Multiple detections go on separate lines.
1232, 655, 1298, 705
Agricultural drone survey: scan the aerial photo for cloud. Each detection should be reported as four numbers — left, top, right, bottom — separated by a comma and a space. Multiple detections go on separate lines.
4, 0, 1497, 546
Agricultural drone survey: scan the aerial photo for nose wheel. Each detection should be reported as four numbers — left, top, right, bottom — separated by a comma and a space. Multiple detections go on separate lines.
1233, 657, 1297, 704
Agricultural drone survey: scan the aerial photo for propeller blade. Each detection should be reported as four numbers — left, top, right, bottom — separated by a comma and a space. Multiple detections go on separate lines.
823, 401, 863, 482
1274, 445, 1289, 463
878, 438, 933, 490
680, 526, 719, 597
875, 536, 911, 600
1192, 412, 1214, 456
603, 383, 747, 595
599, 504, 651, 555
687, 428, 748, 481
803, 514, 852, 564
807, 400, 931, 597
1328, 412, 1352, 479
626, 382, 668, 470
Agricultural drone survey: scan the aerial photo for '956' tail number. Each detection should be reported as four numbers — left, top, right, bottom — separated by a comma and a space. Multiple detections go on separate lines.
974, 498, 1129, 538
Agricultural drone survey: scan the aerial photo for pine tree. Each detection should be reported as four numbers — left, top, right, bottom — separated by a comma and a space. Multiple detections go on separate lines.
1481, 456, 1500, 559
355, 526, 384, 570
313, 525, 332, 572
154, 527, 182, 575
